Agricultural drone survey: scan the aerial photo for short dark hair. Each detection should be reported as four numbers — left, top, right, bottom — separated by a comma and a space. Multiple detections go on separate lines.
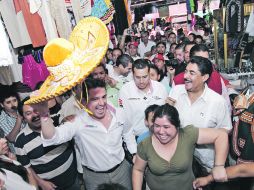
152, 104, 181, 129
132, 59, 150, 73
0, 85, 20, 104
145, 104, 159, 120
112, 48, 123, 55
82, 78, 106, 101
184, 42, 196, 51
169, 32, 176, 37
189, 44, 209, 58
195, 35, 203, 42
175, 43, 185, 51
189, 56, 213, 79
156, 41, 166, 48
116, 54, 134, 67
188, 33, 196, 39
170, 43, 177, 49
18, 96, 30, 117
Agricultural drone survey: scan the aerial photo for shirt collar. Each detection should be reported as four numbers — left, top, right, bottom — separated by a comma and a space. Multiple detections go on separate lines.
181, 84, 208, 102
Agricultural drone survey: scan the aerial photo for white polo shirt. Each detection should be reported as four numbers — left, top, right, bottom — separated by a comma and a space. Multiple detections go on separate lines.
110, 70, 133, 85
119, 80, 168, 142
169, 84, 232, 170
138, 40, 156, 58
42, 106, 136, 172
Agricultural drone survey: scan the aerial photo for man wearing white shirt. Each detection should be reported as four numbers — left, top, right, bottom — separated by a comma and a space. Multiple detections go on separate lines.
119, 59, 168, 143
110, 54, 133, 84
168, 56, 232, 172
32, 79, 135, 190
138, 31, 156, 58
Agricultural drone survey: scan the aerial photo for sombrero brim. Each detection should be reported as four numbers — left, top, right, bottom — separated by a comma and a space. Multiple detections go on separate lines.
25, 17, 109, 104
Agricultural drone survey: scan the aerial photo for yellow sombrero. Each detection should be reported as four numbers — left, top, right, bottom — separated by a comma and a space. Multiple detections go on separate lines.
25, 17, 109, 104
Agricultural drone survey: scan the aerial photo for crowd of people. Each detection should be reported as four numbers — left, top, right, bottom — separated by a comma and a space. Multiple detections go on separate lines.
0, 20, 254, 190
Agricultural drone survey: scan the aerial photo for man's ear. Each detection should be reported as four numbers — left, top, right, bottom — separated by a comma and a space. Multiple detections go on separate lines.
145, 119, 148, 127
202, 74, 209, 83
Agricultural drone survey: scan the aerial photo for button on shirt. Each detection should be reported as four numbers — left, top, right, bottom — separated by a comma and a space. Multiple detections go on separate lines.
42, 107, 135, 172
169, 84, 232, 170
119, 80, 168, 150
138, 40, 156, 58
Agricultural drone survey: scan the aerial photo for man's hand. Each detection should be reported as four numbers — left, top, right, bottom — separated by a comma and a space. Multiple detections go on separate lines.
165, 97, 176, 106
0, 138, 9, 155
105, 76, 117, 88
212, 166, 228, 182
39, 179, 57, 190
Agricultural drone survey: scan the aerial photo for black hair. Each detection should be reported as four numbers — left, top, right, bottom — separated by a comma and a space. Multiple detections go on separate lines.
140, 31, 149, 36
0, 85, 20, 104
149, 64, 161, 81
188, 33, 196, 39
156, 41, 166, 48
152, 104, 181, 129
189, 44, 209, 58
82, 78, 106, 101
170, 43, 177, 50
184, 41, 196, 52
150, 45, 156, 52
96, 183, 127, 190
145, 104, 159, 120
18, 96, 30, 117
175, 43, 185, 51
0, 159, 29, 182
189, 56, 213, 80
168, 32, 176, 37
132, 59, 150, 73
195, 35, 203, 42
116, 54, 134, 67
112, 48, 123, 55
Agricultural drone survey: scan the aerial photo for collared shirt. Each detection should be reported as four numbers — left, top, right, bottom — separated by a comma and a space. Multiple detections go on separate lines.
42, 107, 136, 172
169, 84, 232, 170
119, 80, 168, 149
0, 110, 26, 153
138, 40, 156, 58
59, 95, 80, 123
15, 125, 76, 188
110, 70, 133, 85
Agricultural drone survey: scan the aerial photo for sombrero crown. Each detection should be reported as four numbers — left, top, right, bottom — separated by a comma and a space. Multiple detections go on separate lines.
26, 17, 109, 104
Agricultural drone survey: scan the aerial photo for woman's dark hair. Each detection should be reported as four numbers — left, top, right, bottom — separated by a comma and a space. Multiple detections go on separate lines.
0, 159, 29, 182
149, 64, 161, 81
152, 104, 181, 129
156, 41, 166, 48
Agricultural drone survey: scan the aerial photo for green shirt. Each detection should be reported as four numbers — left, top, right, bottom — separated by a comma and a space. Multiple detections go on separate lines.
138, 125, 198, 190
106, 82, 123, 107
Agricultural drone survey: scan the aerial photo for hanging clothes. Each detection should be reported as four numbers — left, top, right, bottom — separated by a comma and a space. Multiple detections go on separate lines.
112, 0, 129, 36
246, 10, 254, 37
0, 19, 13, 67
91, 0, 115, 24
22, 54, 49, 90
0, 0, 32, 48
225, 0, 244, 33
29, 0, 59, 41
13, 0, 47, 47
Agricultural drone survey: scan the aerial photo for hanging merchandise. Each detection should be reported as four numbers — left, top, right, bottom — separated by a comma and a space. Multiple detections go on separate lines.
91, 0, 115, 24
225, 0, 244, 33
29, 0, 58, 41
0, 19, 13, 66
0, 0, 32, 48
20, 49, 49, 90
246, 10, 254, 36
13, 0, 47, 48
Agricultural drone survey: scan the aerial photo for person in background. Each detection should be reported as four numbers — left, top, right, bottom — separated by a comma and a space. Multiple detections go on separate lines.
132, 104, 229, 190
195, 35, 204, 44
0, 85, 25, 153
106, 48, 113, 65
112, 48, 123, 66
0, 138, 37, 190
174, 43, 187, 76
136, 104, 159, 144
188, 33, 196, 42
128, 42, 141, 61
138, 31, 156, 58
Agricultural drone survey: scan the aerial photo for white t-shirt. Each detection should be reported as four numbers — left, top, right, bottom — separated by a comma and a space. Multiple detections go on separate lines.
169, 84, 232, 170
138, 40, 156, 58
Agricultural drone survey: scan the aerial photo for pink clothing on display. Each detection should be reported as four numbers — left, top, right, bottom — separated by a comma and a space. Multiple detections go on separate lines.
14, 0, 47, 47
22, 55, 49, 90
